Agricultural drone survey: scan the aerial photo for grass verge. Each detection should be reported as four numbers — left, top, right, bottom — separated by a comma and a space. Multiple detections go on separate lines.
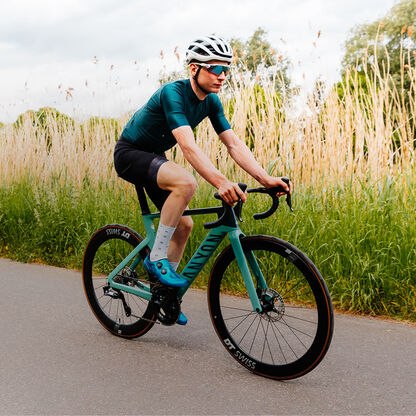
1, 177, 415, 321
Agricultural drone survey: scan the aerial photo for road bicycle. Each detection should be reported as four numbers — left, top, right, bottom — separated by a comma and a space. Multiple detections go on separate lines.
82, 179, 334, 380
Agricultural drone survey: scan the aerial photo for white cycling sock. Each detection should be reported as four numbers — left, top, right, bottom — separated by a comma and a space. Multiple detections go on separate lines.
149, 222, 176, 262
169, 261, 179, 271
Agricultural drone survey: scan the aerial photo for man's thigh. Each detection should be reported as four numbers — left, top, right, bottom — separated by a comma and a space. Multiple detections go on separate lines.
114, 143, 170, 210
156, 161, 195, 192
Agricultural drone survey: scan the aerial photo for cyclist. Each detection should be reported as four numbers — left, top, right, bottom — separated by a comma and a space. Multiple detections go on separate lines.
114, 35, 292, 324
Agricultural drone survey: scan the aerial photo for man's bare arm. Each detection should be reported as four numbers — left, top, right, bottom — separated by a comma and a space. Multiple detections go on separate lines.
219, 129, 292, 194
172, 125, 246, 205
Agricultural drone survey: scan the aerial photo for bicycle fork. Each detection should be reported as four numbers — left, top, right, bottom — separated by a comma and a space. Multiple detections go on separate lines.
228, 230, 267, 313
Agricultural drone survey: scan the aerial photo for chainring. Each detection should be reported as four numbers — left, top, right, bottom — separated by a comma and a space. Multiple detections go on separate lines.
150, 285, 181, 326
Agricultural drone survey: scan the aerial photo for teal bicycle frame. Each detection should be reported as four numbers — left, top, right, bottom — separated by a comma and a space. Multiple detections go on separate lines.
106, 205, 266, 313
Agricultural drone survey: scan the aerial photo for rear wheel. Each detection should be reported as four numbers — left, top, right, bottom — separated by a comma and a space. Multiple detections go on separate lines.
208, 235, 333, 380
82, 224, 156, 338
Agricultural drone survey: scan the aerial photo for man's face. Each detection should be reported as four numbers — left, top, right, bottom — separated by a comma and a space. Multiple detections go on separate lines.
190, 60, 229, 93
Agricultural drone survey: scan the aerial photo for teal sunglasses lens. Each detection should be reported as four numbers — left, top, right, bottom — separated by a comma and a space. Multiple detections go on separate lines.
208, 65, 230, 75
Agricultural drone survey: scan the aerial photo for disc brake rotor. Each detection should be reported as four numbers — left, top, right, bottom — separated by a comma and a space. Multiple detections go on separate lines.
260, 288, 285, 322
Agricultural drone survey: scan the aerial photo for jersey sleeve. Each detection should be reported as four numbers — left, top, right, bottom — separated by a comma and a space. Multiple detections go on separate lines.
160, 84, 190, 131
208, 94, 232, 135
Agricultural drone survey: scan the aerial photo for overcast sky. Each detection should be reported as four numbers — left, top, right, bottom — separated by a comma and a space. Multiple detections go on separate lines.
0, 0, 395, 123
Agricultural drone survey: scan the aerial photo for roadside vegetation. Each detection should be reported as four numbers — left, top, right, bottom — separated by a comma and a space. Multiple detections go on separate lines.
1, 1, 415, 321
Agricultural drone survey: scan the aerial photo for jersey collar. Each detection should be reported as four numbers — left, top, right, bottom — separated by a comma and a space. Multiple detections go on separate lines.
186, 79, 205, 103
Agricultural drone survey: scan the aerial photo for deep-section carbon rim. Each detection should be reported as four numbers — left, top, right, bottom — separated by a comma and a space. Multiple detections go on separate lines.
82, 224, 155, 338
208, 235, 333, 380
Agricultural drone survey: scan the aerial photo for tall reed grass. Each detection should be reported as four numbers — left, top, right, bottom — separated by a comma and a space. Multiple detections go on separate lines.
1, 49, 415, 321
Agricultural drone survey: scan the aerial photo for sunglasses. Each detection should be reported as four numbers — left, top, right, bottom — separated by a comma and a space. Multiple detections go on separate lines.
198, 63, 230, 76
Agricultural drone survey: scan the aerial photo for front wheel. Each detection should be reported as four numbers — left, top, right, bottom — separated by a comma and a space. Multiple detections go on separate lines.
208, 235, 334, 380
82, 224, 156, 338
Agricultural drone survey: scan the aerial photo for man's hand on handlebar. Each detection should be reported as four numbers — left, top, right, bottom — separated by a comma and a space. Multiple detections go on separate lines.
217, 180, 247, 206
209, 178, 294, 228
262, 176, 293, 197
217, 176, 292, 206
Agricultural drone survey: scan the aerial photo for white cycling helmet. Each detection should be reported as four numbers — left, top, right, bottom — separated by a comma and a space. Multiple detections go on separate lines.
186, 35, 233, 65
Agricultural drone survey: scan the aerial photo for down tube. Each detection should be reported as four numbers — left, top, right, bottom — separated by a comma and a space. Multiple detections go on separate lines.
177, 226, 231, 298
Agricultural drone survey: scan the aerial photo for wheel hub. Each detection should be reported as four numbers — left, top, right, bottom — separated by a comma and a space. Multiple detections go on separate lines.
260, 288, 285, 321
113, 267, 137, 286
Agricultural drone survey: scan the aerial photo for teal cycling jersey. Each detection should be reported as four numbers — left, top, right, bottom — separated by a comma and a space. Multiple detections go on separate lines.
121, 79, 231, 154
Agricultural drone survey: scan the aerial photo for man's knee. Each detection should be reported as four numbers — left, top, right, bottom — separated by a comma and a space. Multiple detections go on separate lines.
176, 174, 197, 198
177, 216, 194, 235
157, 163, 197, 198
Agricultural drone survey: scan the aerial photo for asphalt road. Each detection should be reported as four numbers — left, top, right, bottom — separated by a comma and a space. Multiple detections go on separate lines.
1, 258, 415, 415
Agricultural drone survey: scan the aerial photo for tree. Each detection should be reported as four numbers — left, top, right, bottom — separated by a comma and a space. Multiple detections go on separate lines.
342, 0, 416, 90
82, 116, 121, 141
338, 0, 416, 155
230, 28, 291, 92
158, 29, 291, 92
13, 107, 74, 130
13, 107, 75, 152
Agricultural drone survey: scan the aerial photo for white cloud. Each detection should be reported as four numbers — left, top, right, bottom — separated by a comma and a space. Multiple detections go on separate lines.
0, 0, 395, 123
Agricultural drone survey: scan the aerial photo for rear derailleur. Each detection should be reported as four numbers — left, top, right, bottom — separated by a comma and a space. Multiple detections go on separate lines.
103, 286, 132, 317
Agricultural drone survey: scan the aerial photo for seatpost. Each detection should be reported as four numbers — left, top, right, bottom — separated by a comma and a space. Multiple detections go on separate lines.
135, 185, 151, 215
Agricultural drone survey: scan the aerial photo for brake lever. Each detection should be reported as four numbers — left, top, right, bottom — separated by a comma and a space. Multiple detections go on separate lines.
234, 183, 247, 221
281, 177, 294, 212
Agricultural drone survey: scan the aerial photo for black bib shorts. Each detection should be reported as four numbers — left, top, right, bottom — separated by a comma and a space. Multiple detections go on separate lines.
114, 136, 170, 210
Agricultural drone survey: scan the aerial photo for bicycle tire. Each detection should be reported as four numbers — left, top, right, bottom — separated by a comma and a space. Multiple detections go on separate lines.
82, 224, 156, 338
208, 235, 334, 380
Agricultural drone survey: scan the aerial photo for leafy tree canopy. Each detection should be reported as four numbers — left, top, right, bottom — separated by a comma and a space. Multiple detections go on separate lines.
342, 0, 416, 76
229, 28, 291, 92
13, 107, 74, 129
159, 28, 291, 92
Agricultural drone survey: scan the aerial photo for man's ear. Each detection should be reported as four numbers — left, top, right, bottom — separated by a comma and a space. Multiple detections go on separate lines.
189, 63, 198, 77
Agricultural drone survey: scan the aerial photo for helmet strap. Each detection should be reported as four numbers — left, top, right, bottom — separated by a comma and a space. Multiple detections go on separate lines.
193, 66, 210, 96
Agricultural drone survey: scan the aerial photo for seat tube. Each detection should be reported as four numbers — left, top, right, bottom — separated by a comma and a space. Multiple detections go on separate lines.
228, 230, 262, 313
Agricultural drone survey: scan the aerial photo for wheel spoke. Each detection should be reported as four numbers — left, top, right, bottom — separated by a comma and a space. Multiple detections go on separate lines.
270, 320, 288, 363
270, 319, 300, 359
92, 282, 108, 290
238, 314, 260, 345
221, 305, 255, 313
228, 312, 256, 334
259, 318, 275, 365
283, 313, 317, 325
280, 318, 315, 340
224, 312, 256, 322
249, 316, 262, 355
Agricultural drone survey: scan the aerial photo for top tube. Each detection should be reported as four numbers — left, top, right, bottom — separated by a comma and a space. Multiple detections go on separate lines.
136, 179, 292, 229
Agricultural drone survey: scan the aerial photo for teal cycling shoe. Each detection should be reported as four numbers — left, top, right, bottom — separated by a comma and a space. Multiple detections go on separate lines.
143, 256, 188, 288
176, 312, 187, 325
